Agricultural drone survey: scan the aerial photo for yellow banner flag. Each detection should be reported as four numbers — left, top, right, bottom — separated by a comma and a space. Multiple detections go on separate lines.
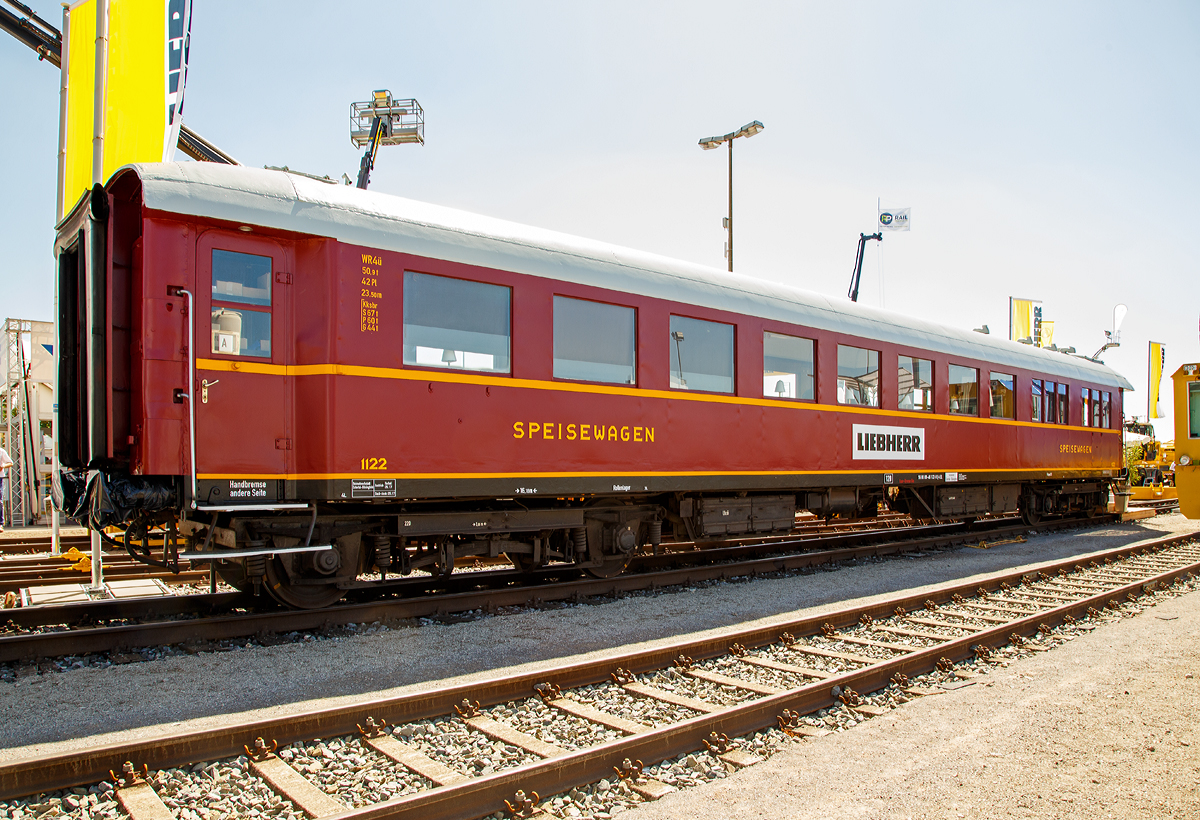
1040, 320, 1055, 349
1009, 298, 1041, 343
1150, 341, 1166, 418
60, 0, 191, 218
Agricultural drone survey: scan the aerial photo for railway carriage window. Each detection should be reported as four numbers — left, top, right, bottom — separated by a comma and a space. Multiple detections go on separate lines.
1057, 383, 1069, 425
1101, 391, 1112, 428
553, 296, 636, 384
669, 315, 734, 393
210, 249, 272, 358
403, 272, 511, 373
1083, 388, 1102, 427
837, 346, 879, 407
1045, 381, 1059, 423
1031, 379, 1044, 422
990, 372, 1015, 419
898, 356, 933, 412
1189, 383, 1200, 437
763, 332, 814, 400
948, 365, 979, 416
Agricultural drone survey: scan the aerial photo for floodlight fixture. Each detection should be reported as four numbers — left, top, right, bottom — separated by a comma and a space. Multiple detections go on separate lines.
696, 120, 764, 271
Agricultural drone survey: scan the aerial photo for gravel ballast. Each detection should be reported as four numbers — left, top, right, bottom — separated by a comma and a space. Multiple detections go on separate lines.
1, 515, 1196, 781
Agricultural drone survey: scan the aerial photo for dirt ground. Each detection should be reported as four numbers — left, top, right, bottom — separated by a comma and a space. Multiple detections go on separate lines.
628, 581, 1200, 820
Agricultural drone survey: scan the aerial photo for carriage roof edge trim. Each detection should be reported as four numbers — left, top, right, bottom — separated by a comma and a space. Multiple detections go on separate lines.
115, 162, 1133, 391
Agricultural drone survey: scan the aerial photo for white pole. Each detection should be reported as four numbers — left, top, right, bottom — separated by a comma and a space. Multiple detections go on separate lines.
55, 4, 70, 223
89, 0, 109, 592
90, 528, 103, 591
91, 0, 109, 187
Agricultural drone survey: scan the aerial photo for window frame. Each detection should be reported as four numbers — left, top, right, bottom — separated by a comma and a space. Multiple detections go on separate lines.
762, 330, 816, 402
836, 344, 881, 408
947, 364, 980, 416
897, 354, 934, 413
208, 246, 275, 361
1031, 378, 1043, 422
989, 371, 1015, 420
552, 295, 638, 386
401, 270, 513, 375
668, 314, 736, 394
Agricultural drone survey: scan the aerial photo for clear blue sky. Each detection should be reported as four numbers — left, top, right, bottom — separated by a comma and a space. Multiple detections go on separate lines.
2, 1, 1197, 435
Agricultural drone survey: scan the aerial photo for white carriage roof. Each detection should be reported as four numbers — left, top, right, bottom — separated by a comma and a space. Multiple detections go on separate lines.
125, 162, 1133, 391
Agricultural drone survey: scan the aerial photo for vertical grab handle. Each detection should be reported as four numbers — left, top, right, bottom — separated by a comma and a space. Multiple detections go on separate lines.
169, 286, 197, 508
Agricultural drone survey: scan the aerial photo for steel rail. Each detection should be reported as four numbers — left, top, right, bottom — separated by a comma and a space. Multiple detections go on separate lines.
327, 543, 1200, 820
0, 517, 1057, 662
0, 516, 1107, 662
1, 531, 1194, 801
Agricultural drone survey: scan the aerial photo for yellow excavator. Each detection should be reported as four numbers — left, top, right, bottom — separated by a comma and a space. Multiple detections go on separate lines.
1124, 418, 1176, 502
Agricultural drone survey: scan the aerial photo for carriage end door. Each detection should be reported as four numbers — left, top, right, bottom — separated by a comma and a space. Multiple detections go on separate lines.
194, 231, 293, 504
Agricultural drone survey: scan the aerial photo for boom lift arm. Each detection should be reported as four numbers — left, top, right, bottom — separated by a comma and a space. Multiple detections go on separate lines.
355, 115, 386, 190
847, 232, 883, 302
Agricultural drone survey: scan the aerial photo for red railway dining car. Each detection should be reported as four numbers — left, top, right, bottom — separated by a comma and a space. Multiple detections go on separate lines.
53, 164, 1133, 607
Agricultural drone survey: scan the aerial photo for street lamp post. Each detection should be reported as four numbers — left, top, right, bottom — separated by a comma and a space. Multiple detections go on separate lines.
699, 120, 763, 272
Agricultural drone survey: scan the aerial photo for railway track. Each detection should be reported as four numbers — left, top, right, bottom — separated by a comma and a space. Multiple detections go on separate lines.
0, 514, 1098, 665
1, 529, 1195, 818
1127, 497, 1180, 513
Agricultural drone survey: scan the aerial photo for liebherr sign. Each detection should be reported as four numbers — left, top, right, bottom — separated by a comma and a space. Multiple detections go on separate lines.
852, 424, 925, 460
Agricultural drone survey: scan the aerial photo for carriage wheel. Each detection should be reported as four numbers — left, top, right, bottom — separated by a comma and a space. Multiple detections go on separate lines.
263, 554, 348, 609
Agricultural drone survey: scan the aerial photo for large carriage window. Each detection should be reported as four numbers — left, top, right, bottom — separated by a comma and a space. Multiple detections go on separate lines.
554, 296, 635, 384
763, 332, 814, 400
948, 365, 978, 415
898, 356, 932, 412
403, 272, 511, 373
837, 345, 879, 406
211, 249, 271, 358
669, 315, 734, 393
1031, 379, 1044, 422
990, 372, 1015, 419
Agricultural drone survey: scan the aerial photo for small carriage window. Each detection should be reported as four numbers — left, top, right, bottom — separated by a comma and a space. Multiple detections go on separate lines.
837, 345, 879, 407
212, 249, 271, 306
554, 296, 636, 384
403, 272, 511, 373
1031, 379, 1043, 422
211, 249, 271, 358
1189, 383, 1200, 438
948, 365, 978, 416
1081, 388, 1092, 427
763, 332, 814, 400
898, 356, 933, 412
1045, 381, 1058, 423
990, 372, 1015, 419
669, 315, 734, 393
1057, 383, 1069, 425
1101, 391, 1112, 428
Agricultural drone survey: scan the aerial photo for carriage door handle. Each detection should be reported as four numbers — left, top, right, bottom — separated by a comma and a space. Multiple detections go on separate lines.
201, 379, 220, 404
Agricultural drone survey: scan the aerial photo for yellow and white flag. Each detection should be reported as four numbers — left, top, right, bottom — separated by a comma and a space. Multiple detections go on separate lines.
60, 0, 192, 218
1009, 297, 1040, 342
1149, 341, 1166, 418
